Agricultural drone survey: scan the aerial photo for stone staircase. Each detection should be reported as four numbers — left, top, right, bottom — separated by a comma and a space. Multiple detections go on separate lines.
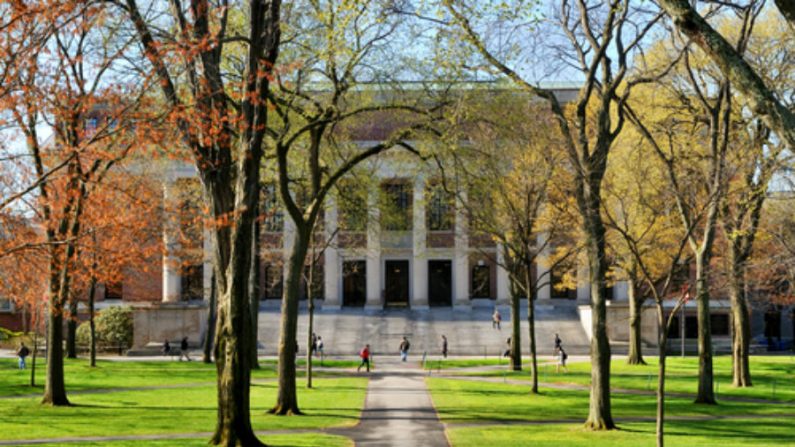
256, 304, 591, 356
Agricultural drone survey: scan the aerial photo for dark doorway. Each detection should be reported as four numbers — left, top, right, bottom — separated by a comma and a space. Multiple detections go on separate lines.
343, 261, 366, 307
428, 260, 452, 307
385, 260, 410, 307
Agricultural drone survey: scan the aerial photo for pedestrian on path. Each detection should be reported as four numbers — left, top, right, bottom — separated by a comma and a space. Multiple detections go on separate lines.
441, 335, 448, 358
16, 343, 29, 370
162, 340, 171, 356
179, 337, 191, 362
316, 336, 324, 360
358, 344, 371, 372
503, 337, 512, 358
554, 333, 562, 355
492, 308, 502, 330
557, 347, 568, 373
399, 336, 410, 362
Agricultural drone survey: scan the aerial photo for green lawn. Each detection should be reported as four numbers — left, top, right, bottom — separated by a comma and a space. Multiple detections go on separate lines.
429, 356, 795, 446
447, 418, 795, 447
30, 434, 353, 447
441, 356, 795, 402
0, 358, 367, 442
0, 357, 362, 398
426, 378, 795, 425
423, 358, 555, 370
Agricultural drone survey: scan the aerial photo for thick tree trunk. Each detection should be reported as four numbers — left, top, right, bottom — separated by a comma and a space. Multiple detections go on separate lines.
271, 225, 310, 415
526, 279, 538, 394
204, 272, 217, 364
209, 184, 263, 445
728, 261, 752, 387
250, 189, 261, 370
88, 276, 97, 367
582, 192, 615, 430
627, 278, 646, 365
66, 296, 78, 359
694, 253, 716, 404
510, 290, 522, 371
43, 276, 69, 405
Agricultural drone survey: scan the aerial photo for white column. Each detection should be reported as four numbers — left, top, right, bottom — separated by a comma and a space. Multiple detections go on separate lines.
536, 233, 552, 301
162, 179, 181, 303
496, 244, 510, 305
577, 252, 591, 304
324, 196, 341, 309
453, 192, 470, 309
411, 177, 428, 309
365, 188, 382, 309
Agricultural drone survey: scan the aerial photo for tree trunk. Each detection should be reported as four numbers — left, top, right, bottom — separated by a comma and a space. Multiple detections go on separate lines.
249, 189, 261, 370
88, 276, 97, 367
728, 258, 752, 387
526, 277, 538, 394
306, 286, 315, 389
43, 273, 69, 405
627, 278, 646, 365
30, 305, 39, 387
510, 289, 522, 371
271, 224, 310, 415
204, 271, 217, 364
209, 183, 263, 445
582, 191, 615, 430
655, 303, 668, 447
694, 252, 717, 404
66, 294, 78, 359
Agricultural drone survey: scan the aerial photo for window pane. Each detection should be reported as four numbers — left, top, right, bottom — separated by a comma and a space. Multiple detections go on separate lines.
471, 265, 491, 298
427, 184, 454, 231
262, 184, 284, 232
381, 182, 412, 231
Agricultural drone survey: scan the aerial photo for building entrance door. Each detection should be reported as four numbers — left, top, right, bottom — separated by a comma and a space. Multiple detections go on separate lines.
385, 260, 410, 308
428, 260, 452, 307
342, 261, 366, 307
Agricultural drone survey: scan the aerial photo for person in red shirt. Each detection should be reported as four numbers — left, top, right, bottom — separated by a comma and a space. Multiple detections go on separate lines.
357, 344, 371, 372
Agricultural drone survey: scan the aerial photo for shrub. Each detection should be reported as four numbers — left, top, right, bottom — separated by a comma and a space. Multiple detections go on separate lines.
78, 306, 134, 351
96, 306, 134, 349
76, 322, 91, 347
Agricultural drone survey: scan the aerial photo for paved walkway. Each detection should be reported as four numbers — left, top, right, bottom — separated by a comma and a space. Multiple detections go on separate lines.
331, 357, 449, 447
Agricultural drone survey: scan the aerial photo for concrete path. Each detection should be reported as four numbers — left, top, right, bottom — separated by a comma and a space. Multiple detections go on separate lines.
332, 357, 449, 447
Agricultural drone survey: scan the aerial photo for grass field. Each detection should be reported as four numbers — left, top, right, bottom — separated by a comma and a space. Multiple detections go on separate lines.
0, 358, 366, 443
433, 355, 795, 402
427, 355, 795, 446
29, 434, 353, 447
446, 418, 795, 447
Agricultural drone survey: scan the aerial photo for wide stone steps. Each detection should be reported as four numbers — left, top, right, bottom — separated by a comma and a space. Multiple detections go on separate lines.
256, 305, 592, 356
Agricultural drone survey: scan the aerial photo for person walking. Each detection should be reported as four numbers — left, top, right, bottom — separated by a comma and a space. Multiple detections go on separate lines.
316, 336, 324, 359
162, 340, 171, 356
179, 337, 191, 362
17, 343, 30, 370
492, 308, 502, 330
554, 333, 562, 355
399, 336, 410, 362
556, 347, 569, 373
441, 335, 448, 359
503, 337, 512, 358
357, 344, 371, 372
